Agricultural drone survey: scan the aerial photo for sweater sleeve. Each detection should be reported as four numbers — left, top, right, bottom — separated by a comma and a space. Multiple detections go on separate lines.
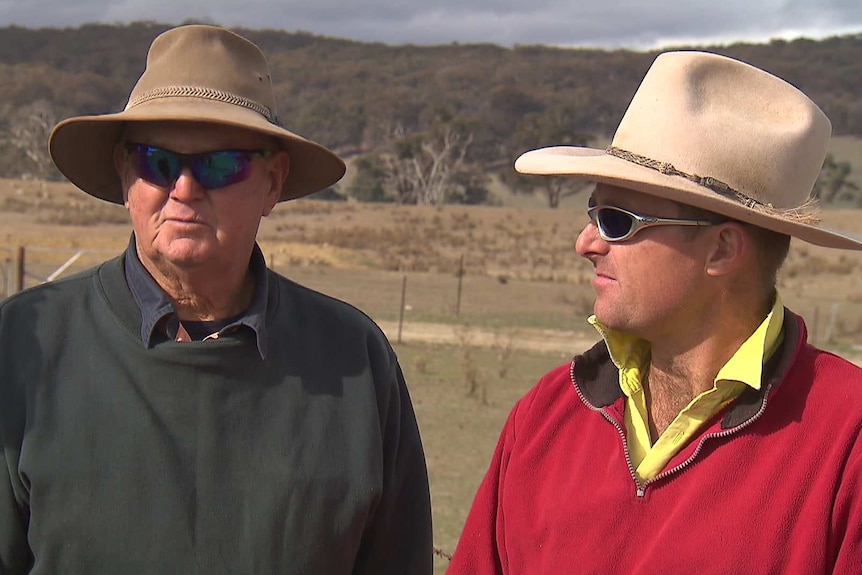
0, 448, 30, 574
353, 360, 433, 575
447, 402, 520, 575
0, 307, 33, 574
830, 432, 862, 574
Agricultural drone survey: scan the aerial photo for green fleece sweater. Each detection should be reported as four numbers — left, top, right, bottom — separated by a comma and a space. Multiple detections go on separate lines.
0, 254, 432, 574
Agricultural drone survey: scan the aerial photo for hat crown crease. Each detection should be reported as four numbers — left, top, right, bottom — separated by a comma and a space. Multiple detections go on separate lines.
47, 25, 346, 205
610, 52, 831, 212
513, 50, 862, 250
129, 25, 278, 118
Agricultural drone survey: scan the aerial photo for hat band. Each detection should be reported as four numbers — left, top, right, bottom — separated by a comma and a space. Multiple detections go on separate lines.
126, 85, 275, 123
605, 146, 821, 225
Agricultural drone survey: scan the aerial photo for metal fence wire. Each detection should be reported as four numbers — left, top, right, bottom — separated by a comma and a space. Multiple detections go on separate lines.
2, 244, 861, 357
0, 246, 121, 298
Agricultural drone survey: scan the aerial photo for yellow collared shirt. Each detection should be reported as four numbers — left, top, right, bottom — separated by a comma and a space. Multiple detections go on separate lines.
589, 295, 785, 483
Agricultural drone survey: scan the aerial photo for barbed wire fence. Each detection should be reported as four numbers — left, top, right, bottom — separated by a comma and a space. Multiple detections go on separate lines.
433, 546, 453, 562
0, 245, 122, 297
3, 244, 862, 357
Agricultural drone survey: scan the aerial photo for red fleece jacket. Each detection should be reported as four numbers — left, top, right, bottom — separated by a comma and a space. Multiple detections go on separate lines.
448, 313, 862, 575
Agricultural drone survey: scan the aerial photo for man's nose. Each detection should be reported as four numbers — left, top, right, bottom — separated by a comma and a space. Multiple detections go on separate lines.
169, 167, 207, 200
575, 219, 609, 259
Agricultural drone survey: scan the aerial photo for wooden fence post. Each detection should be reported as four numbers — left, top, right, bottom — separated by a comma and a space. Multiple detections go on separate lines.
15, 246, 25, 294
455, 254, 464, 316
397, 275, 408, 344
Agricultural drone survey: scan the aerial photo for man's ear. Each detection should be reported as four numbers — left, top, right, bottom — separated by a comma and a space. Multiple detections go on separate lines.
705, 222, 749, 277
262, 150, 290, 217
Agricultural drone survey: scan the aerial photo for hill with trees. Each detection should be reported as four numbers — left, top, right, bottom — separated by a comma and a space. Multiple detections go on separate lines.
1, 22, 860, 206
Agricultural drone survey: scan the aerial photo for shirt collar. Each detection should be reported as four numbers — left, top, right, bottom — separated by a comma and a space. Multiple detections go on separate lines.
123, 235, 270, 359
715, 294, 784, 390
589, 292, 785, 393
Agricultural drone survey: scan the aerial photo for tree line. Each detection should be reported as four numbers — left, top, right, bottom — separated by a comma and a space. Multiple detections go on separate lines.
1, 22, 860, 207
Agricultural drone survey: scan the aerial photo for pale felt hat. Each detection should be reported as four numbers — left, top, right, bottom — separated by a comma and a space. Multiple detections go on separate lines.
48, 25, 346, 204
515, 50, 862, 250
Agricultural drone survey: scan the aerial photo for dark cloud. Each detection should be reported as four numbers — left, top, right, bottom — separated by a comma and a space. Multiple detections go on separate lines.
1, 0, 860, 47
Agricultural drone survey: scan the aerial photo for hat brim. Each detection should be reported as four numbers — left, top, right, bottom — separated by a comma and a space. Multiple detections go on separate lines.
49, 98, 346, 204
516, 146, 862, 250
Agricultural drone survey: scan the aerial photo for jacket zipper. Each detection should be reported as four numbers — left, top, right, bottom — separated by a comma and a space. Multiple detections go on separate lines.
570, 361, 645, 497
571, 360, 776, 498
640, 380, 776, 495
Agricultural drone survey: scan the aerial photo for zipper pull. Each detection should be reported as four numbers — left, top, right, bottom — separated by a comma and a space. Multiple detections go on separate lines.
636, 486, 646, 498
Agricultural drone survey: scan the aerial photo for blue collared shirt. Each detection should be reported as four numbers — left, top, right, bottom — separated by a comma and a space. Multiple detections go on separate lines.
123, 237, 269, 359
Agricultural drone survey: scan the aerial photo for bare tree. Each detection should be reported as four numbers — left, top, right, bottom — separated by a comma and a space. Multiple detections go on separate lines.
2, 99, 62, 180
382, 122, 474, 205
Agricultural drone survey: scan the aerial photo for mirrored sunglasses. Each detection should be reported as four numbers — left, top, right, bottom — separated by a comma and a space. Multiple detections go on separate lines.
124, 143, 273, 190
587, 205, 717, 242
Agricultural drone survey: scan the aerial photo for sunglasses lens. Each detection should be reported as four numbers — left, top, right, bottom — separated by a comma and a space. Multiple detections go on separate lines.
597, 208, 635, 240
194, 151, 251, 189
127, 145, 257, 190
130, 145, 180, 188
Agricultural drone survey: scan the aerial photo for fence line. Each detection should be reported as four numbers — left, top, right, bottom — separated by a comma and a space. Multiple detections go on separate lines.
0, 245, 121, 298
3, 244, 861, 353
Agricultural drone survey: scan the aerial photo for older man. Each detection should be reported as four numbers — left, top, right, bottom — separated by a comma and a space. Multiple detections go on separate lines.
0, 25, 432, 574
449, 51, 862, 574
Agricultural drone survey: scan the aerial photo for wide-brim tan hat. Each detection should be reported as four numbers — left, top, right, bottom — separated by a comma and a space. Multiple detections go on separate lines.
515, 50, 862, 250
49, 24, 346, 204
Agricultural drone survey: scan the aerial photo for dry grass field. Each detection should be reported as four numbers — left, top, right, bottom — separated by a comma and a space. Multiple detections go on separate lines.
2, 176, 862, 571
4, 177, 860, 343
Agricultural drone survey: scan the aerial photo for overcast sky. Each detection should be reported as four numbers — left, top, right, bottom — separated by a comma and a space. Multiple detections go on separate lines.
1, 0, 861, 48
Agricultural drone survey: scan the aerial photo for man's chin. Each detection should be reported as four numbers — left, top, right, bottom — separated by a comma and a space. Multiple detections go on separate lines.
155, 239, 217, 270
592, 306, 629, 333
